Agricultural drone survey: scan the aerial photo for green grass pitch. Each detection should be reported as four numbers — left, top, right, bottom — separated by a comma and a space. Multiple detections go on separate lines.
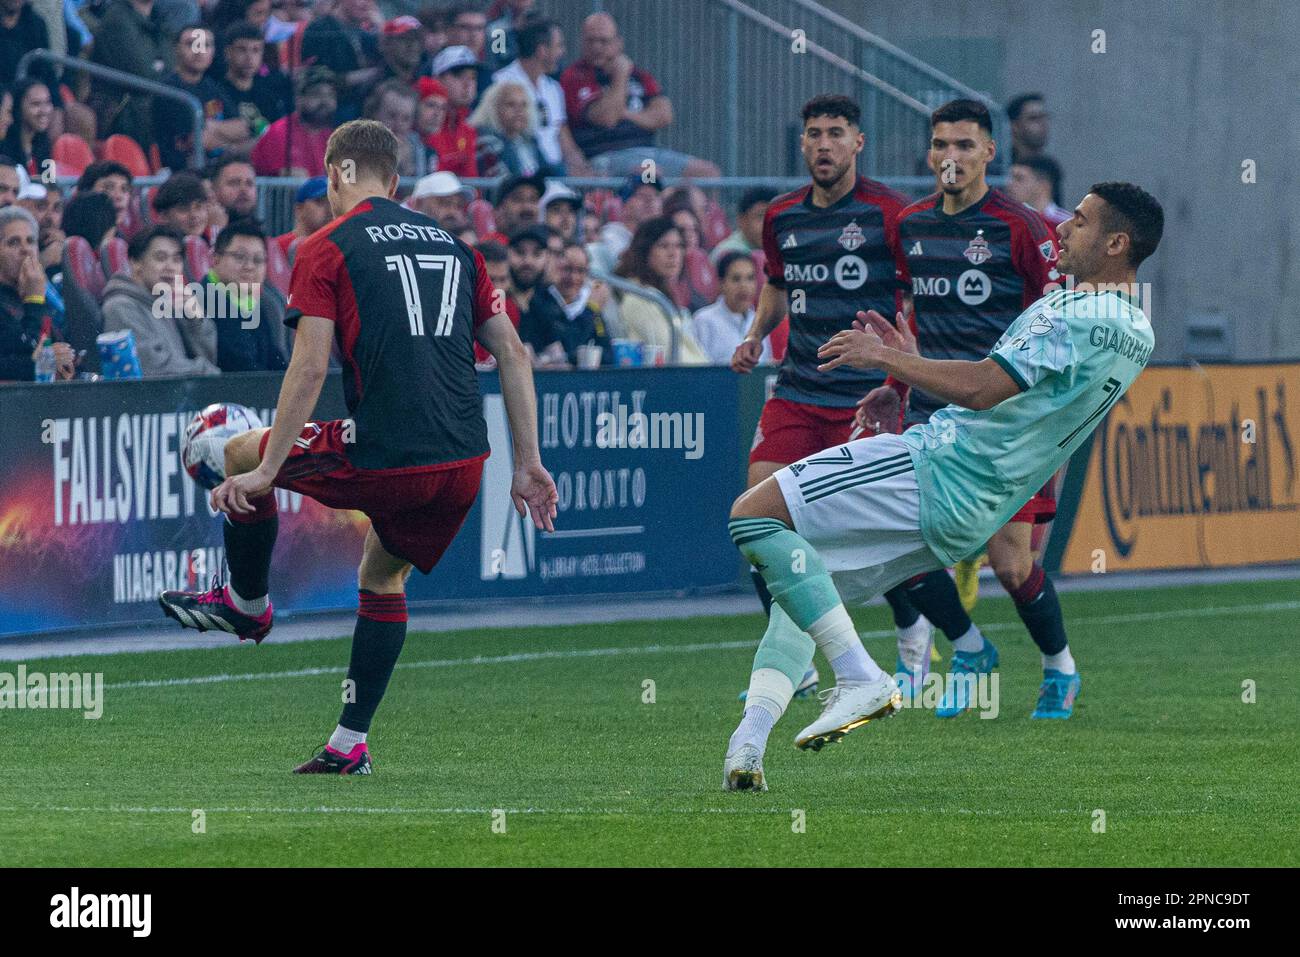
3, 579, 1297, 866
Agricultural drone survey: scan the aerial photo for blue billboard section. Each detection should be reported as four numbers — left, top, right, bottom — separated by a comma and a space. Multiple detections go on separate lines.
0, 368, 744, 637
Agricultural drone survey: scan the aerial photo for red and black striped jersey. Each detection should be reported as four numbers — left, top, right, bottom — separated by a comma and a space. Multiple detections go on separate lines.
286, 196, 497, 470
895, 187, 1060, 421
761, 176, 910, 408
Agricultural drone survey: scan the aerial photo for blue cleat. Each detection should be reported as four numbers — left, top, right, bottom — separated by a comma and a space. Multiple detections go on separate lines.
935, 639, 999, 718
1031, 669, 1081, 719
739, 667, 819, 703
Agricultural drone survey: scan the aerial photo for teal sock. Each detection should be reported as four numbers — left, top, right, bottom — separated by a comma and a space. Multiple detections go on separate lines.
728, 518, 872, 677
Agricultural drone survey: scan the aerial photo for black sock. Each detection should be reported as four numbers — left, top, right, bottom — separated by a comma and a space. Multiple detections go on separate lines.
750, 568, 774, 616
883, 586, 921, 629
1011, 565, 1068, 656
338, 591, 408, 734
223, 493, 278, 599
904, 570, 973, 641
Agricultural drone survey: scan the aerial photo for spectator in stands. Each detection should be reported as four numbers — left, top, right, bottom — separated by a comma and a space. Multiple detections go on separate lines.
711, 186, 773, 262
506, 223, 566, 365
485, 0, 534, 70
0, 204, 74, 380
58, 191, 119, 374
17, 178, 62, 274
0, 77, 53, 174
89, 0, 171, 150
548, 240, 612, 366
152, 170, 210, 237
471, 81, 561, 179
0, 157, 16, 206
613, 215, 707, 364
0, 90, 11, 146
415, 4, 449, 56
445, 3, 494, 96
493, 171, 543, 235
493, 17, 589, 175
217, 20, 293, 145
691, 250, 766, 366
363, 80, 426, 176
203, 218, 288, 371
208, 154, 258, 222
274, 175, 329, 257
300, 0, 381, 121
414, 76, 449, 162
210, 0, 283, 74
1008, 155, 1070, 226
101, 224, 219, 377
665, 203, 710, 309
1007, 92, 1050, 165
76, 161, 133, 230
407, 170, 472, 232
561, 12, 720, 179
540, 180, 581, 242
250, 65, 337, 176
377, 15, 427, 85
472, 237, 516, 365
154, 25, 245, 172
428, 45, 480, 177
0, 0, 64, 131
587, 173, 662, 274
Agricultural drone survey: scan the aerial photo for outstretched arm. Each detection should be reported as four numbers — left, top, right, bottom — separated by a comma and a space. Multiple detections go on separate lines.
476, 311, 558, 532
819, 310, 1021, 412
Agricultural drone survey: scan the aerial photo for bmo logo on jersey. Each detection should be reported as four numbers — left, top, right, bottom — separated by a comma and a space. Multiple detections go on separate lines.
783, 256, 868, 289
956, 269, 992, 305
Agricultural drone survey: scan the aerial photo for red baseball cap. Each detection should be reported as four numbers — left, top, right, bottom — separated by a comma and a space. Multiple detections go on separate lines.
383, 15, 422, 36
414, 76, 449, 101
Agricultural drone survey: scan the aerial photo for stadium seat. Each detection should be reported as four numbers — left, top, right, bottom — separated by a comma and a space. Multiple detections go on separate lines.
147, 144, 162, 174
117, 193, 145, 241
702, 200, 730, 249
264, 237, 292, 295
52, 134, 95, 177
100, 237, 130, 279
64, 236, 106, 301
684, 247, 718, 303
468, 198, 497, 237
184, 235, 212, 282
101, 134, 152, 178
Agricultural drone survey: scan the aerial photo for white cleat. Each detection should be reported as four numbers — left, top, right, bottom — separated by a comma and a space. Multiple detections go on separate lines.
723, 743, 769, 791
794, 675, 903, 751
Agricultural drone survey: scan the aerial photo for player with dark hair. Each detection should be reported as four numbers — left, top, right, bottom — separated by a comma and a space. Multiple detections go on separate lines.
159, 119, 558, 775
725, 93, 922, 752
724, 182, 1162, 789
856, 97, 1071, 717
1009, 155, 1069, 225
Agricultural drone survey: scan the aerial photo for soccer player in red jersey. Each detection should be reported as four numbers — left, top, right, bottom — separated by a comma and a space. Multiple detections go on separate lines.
160, 120, 558, 774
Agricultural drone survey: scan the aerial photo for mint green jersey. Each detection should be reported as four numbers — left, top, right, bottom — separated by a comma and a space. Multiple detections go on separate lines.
900, 288, 1154, 565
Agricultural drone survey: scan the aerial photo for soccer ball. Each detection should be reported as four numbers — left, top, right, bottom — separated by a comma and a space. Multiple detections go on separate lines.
181, 403, 264, 490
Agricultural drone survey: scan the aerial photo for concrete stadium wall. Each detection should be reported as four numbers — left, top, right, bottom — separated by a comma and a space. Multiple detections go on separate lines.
541, 0, 1298, 364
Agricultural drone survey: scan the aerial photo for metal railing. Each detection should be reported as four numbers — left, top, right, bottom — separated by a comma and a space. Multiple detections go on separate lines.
589, 269, 684, 364
17, 50, 206, 171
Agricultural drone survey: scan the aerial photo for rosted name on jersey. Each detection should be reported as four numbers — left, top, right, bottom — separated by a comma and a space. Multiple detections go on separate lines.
363, 222, 459, 245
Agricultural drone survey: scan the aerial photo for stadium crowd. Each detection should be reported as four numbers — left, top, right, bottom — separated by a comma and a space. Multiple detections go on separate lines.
0, 0, 1065, 382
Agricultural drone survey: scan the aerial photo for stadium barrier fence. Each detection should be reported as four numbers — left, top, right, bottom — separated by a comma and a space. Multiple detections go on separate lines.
5, 362, 1292, 638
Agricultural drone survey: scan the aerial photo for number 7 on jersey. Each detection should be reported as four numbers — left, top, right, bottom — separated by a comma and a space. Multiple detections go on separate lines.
385, 253, 462, 337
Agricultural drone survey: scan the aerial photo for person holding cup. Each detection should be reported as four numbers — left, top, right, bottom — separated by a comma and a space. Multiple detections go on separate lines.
548, 240, 612, 367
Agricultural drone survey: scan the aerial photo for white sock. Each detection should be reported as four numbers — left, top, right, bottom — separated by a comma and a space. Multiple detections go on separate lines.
897, 617, 931, 645
829, 647, 886, 683
728, 706, 777, 755
952, 624, 985, 653
328, 725, 366, 754
226, 582, 269, 616
1043, 647, 1076, 674
804, 606, 885, 683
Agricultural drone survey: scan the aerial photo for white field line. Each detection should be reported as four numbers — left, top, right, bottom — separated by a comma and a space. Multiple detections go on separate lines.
85, 599, 1300, 694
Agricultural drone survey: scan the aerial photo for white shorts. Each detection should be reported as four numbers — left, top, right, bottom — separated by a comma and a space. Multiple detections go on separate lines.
775, 433, 942, 604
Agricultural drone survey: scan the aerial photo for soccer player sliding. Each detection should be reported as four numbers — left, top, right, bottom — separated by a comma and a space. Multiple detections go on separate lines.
723, 181, 1163, 791
159, 120, 558, 775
